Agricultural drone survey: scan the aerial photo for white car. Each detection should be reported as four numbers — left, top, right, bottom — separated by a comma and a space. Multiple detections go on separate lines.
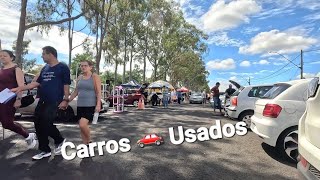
16, 86, 109, 122
250, 79, 311, 161
226, 81, 273, 128
297, 77, 320, 179
189, 92, 203, 104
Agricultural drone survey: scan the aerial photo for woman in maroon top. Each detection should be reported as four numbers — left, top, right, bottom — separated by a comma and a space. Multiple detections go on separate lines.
0, 50, 37, 148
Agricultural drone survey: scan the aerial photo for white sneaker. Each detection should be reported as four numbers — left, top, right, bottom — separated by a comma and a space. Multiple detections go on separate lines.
25, 133, 38, 149
32, 152, 51, 160
54, 138, 66, 155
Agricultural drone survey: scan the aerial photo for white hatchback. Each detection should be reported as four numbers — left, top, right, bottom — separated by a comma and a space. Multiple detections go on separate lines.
297, 77, 320, 179
226, 81, 273, 128
250, 79, 311, 161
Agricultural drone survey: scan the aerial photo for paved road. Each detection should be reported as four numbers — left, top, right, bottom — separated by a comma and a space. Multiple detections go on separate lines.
0, 104, 299, 180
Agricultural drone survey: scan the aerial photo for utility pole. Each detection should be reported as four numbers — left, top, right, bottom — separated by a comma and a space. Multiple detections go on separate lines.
300, 50, 304, 79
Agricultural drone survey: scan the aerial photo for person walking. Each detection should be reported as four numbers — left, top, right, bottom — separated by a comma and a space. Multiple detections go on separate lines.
162, 86, 169, 108
0, 50, 37, 148
69, 60, 101, 145
211, 82, 223, 115
176, 90, 182, 104
12, 46, 70, 160
202, 89, 206, 107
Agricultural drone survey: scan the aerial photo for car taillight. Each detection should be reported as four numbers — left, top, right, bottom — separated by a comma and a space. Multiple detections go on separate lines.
232, 97, 238, 106
263, 104, 282, 118
300, 155, 308, 168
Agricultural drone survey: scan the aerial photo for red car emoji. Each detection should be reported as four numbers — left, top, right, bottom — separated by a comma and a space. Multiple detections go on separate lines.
137, 134, 164, 148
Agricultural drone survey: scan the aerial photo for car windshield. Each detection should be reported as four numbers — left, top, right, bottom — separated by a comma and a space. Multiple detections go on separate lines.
262, 84, 291, 99
232, 87, 244, 96
192, 93, 201, 96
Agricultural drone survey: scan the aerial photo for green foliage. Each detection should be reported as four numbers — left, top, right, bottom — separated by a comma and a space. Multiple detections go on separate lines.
71, 53, 95, 76
12, 40, 37, 72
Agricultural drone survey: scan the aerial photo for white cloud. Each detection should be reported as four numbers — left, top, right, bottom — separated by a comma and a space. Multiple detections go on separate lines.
0, 3, 92, 60
201, 0, 261, 32
241, 26, 261, 35
206, 58, 236, 71
253, 60, 270, 65
257, 0, 320, 19
209, 79, 229, 91
273, 62, 284, 66
304, 12, 320, 21
297, 72, 320, 79
0, 1, 156, 78
239, 29, 318, 55
310, 61, 320, 64
240, 61, 251, 67
206, 32, 244, 47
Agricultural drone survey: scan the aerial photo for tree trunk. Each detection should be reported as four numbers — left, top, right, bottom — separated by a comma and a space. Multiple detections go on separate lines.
154, 61, 157, 81
122, 32, 127, 84
67, 0, 73, 68
129, 42, 133, 81
15, 0, 27, 68
96, 0, 113, 75
15, 0, 84, 68
114, 62, 118, 85
143, 36, 148, 83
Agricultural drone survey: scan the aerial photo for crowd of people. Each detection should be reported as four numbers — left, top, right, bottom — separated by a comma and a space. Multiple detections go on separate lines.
0, 46, 236, 160
0, 46, 101, 160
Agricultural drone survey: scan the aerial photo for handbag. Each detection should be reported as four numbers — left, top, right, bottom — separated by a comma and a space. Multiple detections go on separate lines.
20, 90, 35, 108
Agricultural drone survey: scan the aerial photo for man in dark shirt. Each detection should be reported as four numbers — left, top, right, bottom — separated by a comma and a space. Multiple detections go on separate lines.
211, 82, 223, 115
12, 46, 71, 160
225, 84, 236, 100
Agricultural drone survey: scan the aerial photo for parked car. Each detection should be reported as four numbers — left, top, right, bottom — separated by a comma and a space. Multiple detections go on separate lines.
137, 134, 164, 148
16, 86, 109, 122
108, 88, 142, 107
189, 92, 203, 104
297, 77, 320, 179
226, 81, 273, 128
250, 79, 311, 161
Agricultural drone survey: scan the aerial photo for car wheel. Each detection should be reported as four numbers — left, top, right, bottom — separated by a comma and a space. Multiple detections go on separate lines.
276, 127, 298, 162
155, 140, 161, 146
139, 143, 144, 148
56, 106, 75, 122
239, 111, 254, 129
133, 100, 139, 107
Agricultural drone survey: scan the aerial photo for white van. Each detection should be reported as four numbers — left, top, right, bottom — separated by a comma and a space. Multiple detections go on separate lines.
297, 77, 320, 179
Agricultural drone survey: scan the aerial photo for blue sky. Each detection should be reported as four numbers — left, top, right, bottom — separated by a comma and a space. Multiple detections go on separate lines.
1, 0, 320, 89
176, 0, 320, 88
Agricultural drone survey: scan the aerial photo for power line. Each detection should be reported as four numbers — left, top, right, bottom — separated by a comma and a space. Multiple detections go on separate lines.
304, 59, 320, 64
290, 68, 300, 80
252, 54, 300, 82
253, 66, 296, 83
304, 48, 320, 53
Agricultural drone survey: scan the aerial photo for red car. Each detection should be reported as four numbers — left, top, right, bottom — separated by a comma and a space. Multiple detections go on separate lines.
137, 134, 164, 148
108, 89, 142, 107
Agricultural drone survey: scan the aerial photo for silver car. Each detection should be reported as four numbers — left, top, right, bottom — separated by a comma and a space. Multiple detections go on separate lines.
189, 93, 203, 104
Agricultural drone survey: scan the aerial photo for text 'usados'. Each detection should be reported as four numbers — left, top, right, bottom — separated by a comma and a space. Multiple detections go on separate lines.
61, 120, 247, 160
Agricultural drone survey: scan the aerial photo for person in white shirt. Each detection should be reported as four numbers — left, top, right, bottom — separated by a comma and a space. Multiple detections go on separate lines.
202, 90, 206, 106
